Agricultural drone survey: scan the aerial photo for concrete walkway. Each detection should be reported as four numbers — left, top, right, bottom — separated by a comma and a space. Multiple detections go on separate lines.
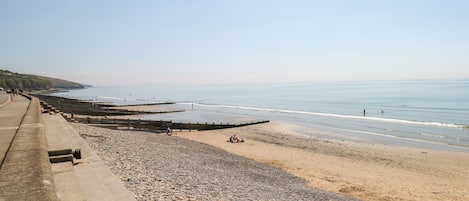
0, 95, 135, 200
0, 95, 29, 168
0, 92, 10, 107
43, 113, 136, 201
0, 96, 58, 200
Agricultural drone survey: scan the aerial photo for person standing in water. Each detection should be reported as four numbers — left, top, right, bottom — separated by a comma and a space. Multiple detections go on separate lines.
363, 109, 366, 116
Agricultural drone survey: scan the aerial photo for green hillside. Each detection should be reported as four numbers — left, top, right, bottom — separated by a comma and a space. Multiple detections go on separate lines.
0, 69, 85, 90
36, 75, 85, 89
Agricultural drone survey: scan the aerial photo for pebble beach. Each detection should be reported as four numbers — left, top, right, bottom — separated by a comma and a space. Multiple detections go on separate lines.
73, 123, 357, 201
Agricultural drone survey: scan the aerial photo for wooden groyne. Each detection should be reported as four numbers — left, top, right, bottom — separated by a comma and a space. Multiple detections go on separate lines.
35, 94, 270, 132
35, 94, 183, 116
98, 102, 175, 107
67, 116, 269, 132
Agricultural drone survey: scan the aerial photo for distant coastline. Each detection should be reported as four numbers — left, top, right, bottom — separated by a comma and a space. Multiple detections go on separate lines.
0, 69, 88, 91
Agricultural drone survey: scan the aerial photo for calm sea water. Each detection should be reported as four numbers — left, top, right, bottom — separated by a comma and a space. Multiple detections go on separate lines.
55, 80, 469, 152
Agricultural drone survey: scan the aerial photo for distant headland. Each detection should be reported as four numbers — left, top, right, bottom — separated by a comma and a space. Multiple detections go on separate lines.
0, 69, 89, 90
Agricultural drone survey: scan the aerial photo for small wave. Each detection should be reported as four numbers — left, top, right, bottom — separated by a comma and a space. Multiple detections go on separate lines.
97, 96, 125, 100
96, 96, 141, 102
420, 133, 446, 138
184, 103, 465, 129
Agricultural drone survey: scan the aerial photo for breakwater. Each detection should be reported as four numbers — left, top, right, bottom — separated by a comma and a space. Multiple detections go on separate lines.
35, 94, 269, 132
35, 94, 183, 116
67, 116, 269, 131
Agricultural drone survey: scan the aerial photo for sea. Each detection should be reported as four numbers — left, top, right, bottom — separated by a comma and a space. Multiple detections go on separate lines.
54, 80, 469, 152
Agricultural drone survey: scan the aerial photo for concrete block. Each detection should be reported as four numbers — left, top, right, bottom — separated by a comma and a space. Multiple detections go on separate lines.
49, 154, 74, 164
48, 149, 73, 157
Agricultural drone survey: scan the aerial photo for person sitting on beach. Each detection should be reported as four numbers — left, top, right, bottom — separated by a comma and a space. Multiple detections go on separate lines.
229, 135, 237, 143
228, 134, 244, 143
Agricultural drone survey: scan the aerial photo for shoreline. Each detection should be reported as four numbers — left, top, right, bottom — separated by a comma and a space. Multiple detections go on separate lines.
176, 121, 469, 201
33, 93, 469, 152
97, 107, 469, 152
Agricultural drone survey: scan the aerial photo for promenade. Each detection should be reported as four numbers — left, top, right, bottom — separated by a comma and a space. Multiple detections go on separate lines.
0, 92, 9, 107
0, 94, 29, 170
0, 94, 58, 200
0, 94, 135, 201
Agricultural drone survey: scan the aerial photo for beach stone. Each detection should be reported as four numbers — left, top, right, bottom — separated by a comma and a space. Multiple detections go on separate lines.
73, 123, 358, 201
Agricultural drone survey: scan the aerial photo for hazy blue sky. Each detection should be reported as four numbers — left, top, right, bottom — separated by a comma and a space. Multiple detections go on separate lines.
1, 0, 468, 86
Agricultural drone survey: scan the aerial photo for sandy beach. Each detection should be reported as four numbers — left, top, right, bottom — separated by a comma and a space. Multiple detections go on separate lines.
176, 121, 469, 201
73, 123, 356, 201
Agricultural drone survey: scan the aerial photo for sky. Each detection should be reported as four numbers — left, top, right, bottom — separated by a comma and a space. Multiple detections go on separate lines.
1, 0, 469, 86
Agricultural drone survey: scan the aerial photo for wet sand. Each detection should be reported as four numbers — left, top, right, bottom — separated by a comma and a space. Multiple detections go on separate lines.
176, 121, 469, 201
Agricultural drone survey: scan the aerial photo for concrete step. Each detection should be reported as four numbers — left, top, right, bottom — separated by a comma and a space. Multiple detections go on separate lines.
49, 154, 74, 164
51, 162, 86, 201
48, 149, 73, 157
43, 114, 135, 201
